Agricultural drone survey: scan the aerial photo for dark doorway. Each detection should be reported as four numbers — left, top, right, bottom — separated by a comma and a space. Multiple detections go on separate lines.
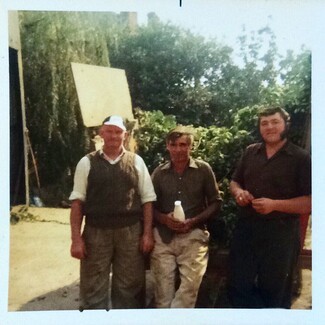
10, 47, 26, 205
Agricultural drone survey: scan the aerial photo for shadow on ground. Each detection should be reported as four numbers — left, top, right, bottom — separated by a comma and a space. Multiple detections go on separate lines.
18, 267, 311, 311
18, 281, 80, 311
18, 271, 155, 311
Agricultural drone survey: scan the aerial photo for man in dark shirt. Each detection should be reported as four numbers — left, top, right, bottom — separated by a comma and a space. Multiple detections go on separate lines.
228, 106, 311, 308
150, 126, 222, 308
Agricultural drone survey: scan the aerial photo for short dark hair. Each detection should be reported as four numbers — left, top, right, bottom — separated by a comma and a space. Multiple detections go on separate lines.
258, 106, 291, 140
166, 126, 195, 145
258, 106, 290, 125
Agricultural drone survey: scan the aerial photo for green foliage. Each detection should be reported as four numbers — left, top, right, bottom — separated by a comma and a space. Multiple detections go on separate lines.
134, 108, 253, 180
133, 99, 310, 245
280, 50, 311, 147
17, 10, 311, 243
134, 109, 252, 245
19, 11, 121, 193
107, 16, 235, 126
230, 105, 260, 139
193, 126, 249, 180
280, 49, 311, 110
108, 17, 310, 133
217, 178, 239, 246
133, 108, 177, 172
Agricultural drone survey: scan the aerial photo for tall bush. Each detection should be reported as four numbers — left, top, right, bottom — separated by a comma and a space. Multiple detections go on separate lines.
134, 109, 253, 245
19, 11, 126, 202
133, 108, 177, 172
18, 11, 311, 210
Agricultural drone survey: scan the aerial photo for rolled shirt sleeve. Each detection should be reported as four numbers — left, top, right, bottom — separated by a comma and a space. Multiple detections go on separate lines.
69, 156, 90, 202
134, 154, 157, 204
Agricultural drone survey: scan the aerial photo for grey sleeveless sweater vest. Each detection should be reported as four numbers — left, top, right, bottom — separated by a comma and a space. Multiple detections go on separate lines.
84, 150, 142, 228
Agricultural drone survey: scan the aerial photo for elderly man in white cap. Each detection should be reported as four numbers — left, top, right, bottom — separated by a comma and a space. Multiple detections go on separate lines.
69, 115, 156, 310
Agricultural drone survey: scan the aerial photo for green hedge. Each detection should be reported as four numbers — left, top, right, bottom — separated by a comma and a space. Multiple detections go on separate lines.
134, 108, 256, 246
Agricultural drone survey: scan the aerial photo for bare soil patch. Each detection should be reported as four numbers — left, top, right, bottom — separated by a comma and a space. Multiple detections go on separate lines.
8, 206, 311, 311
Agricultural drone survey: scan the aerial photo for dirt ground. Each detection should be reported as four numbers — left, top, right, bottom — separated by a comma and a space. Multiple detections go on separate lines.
8, 206, 311, 312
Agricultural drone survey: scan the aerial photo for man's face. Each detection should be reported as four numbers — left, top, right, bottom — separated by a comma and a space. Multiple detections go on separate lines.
100, 125, 126, 149
167, 135, 191, 164
259, 112, 286, 144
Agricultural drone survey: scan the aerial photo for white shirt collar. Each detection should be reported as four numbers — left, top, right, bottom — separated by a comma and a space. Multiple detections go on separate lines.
100, 147, 126, 164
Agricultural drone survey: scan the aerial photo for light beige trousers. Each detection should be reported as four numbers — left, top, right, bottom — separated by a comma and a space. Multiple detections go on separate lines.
150, 227, 209, 308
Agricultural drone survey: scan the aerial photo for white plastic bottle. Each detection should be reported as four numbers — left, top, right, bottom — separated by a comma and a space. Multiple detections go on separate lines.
173, 200, 185, 221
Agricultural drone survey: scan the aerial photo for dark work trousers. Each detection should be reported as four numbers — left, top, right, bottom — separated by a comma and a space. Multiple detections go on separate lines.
228, 217, 300, 308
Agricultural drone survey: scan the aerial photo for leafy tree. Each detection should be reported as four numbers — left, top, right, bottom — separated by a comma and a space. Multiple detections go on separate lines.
206, 25, 282, 126
19, 11, 121, 201
280, 49, 311, 148
133, 108, 177, 172
227, 48, 312, 148
18, 11, 310, 209
107, 15, 234, 126
133, 108, 253, 245
108, 17, 310, 134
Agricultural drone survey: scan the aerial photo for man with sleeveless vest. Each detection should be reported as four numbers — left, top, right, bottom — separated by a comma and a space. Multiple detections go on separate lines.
69, 115, 156, 310
228, 107, 311, 308
150, 126, 222, 308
